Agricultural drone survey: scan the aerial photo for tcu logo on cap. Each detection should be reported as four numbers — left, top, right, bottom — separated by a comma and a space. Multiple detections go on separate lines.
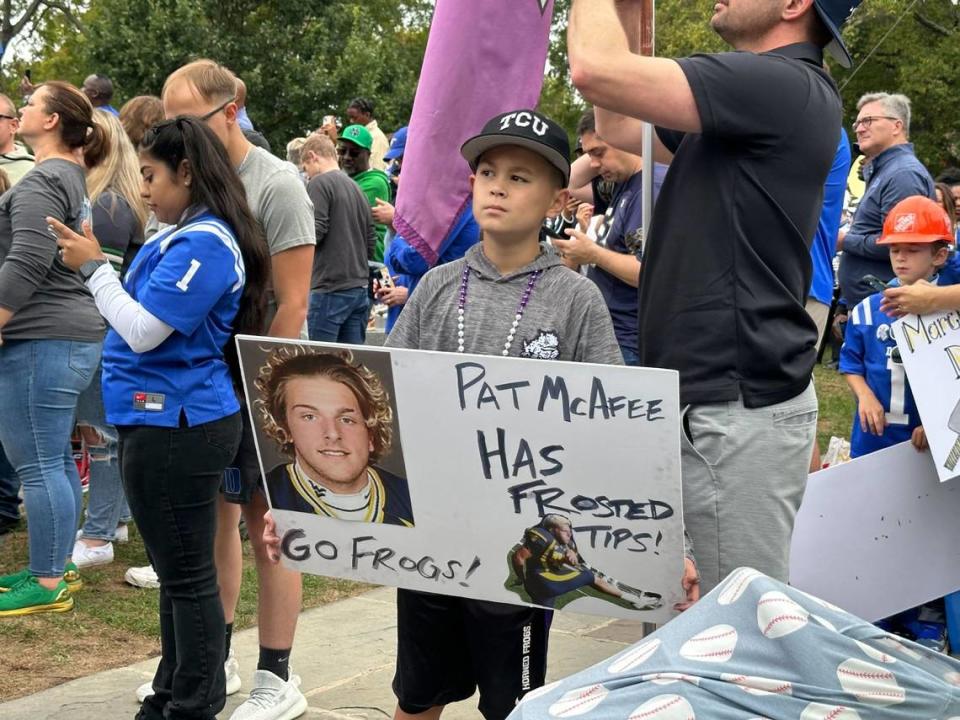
499, 111, 549, 137
893, 213, 916, 233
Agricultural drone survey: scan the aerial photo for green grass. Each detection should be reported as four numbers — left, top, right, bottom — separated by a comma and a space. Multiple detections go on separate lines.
814, 350, 857, 452
0, 522, 367, 701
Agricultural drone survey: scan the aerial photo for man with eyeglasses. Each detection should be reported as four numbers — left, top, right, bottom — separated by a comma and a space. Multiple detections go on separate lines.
838, 92, 934, 308
338, 124, 391, 261
0, 94, 34, 186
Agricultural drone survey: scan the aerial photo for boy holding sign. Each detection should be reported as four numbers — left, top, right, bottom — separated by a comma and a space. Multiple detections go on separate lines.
383, 110, 622, 719
839, 196, 954, 457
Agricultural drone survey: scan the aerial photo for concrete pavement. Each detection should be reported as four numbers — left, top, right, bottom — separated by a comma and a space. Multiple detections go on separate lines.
0, 586, 646, 719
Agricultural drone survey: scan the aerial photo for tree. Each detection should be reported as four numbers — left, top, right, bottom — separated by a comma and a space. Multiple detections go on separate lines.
834, 0, 960, 171
0, 0, 83, 66
26, 0, 433, 151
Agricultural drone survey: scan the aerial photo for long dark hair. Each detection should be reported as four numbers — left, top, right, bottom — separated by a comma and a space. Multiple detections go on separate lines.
936, 182, 957, 235
140, 116, 270, 377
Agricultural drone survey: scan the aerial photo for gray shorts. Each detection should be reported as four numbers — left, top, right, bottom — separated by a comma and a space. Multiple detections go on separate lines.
681, 382, 817, 592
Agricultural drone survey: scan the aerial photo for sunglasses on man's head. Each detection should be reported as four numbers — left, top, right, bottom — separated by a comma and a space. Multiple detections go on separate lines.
200, 97, 236, 122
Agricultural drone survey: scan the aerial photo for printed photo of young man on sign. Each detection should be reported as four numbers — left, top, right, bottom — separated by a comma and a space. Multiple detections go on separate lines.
253, 346, 414, 526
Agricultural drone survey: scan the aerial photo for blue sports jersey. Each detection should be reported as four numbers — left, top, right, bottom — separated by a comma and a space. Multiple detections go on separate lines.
839, 280, 927, 457
519, 525, 594, 608
808, 129, 851, 305
102, 210, 245, 427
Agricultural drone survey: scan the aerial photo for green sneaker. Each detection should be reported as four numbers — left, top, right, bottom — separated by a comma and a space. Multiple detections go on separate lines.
0, 576, 74, 616
0, 568, 31, 592
63, 561, 83, 594
1, 564, 82, 593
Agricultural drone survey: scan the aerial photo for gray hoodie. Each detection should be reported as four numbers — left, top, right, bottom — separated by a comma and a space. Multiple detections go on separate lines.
387, 243, 622, 365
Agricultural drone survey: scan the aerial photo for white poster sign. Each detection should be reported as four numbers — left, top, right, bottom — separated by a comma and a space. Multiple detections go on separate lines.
790, 441, 960, 621
236, 336, 684, 621
893, 310, 960, 482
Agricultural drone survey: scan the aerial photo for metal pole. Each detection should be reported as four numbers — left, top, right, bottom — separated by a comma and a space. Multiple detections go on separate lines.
640, 0, 655, 251
640, 0, 658, 640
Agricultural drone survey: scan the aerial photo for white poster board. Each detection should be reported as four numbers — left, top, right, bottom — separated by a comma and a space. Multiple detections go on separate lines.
236, 337, 685, 621
893, 310, 960, 482
790, 441, 960, 621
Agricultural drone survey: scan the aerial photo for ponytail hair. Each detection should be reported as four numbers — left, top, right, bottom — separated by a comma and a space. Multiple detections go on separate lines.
140, 116, 271, 378
38, 81, 108, 169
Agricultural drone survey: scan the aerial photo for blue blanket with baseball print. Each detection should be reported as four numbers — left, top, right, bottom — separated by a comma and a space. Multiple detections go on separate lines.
509, 568, 960, 719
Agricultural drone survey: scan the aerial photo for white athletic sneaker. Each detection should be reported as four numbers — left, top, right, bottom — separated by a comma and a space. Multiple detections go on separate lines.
135, 679, 153, 703
136, 648, 242, 702
72, 539, 115, 568
228, 669, 307, 720
225, 648, 242, 695
124, 565, 160, 589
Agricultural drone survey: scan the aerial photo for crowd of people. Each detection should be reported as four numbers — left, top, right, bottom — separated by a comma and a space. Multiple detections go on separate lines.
0, 0, 959, 719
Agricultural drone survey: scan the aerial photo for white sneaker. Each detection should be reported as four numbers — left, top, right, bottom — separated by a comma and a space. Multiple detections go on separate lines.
135, 679, 153, 703
225, 648, 242, 695
124, 565, 160, 589
72, 539, 115, 568
229, 669, 307, 720
136, 648, 242, 702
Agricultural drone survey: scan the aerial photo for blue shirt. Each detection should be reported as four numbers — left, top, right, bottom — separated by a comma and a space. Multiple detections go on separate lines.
384, 206, 479, 332
808, 130, 851, 305
940, 249, 960, 286
839, 279, 929, 457
587, 164, 667, 354
102, 211, 245, 427
838, 144, 934, 307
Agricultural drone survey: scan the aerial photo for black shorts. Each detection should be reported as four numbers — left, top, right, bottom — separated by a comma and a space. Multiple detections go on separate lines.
393, 589, 551, 720
220, 406, 262, 505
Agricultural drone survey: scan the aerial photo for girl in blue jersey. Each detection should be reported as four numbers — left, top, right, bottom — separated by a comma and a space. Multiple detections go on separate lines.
51, 116, 270, 720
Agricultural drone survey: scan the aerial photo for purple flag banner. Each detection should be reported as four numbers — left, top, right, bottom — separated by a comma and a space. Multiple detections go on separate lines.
393, 0, 555, 266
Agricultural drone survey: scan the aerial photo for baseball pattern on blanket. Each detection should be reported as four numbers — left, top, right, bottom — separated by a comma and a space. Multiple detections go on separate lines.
507, 568, 960, 720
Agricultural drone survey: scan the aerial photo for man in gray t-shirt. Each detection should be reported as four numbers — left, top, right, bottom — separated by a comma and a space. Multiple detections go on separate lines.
299, 133, 376, 343
152, 60, 316, 718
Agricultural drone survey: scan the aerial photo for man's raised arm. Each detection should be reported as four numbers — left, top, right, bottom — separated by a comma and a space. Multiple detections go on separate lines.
569, 0, 700, 136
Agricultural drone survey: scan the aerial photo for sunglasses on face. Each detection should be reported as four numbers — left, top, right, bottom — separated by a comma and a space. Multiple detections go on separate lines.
338, 145, 364, 159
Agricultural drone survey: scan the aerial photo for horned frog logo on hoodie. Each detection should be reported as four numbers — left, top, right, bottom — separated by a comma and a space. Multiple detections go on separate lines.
521, 330, 560, 360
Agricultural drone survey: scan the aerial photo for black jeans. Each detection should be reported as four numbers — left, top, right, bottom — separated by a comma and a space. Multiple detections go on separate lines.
120, 413, 241, 720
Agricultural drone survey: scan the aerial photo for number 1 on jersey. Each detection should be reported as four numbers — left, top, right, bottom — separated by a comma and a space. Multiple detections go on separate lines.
176, 259, 202, 292
886, 355, 909, 425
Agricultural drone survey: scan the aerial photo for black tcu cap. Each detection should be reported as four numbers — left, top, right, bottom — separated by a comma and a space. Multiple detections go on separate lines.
460, 109, 571, 186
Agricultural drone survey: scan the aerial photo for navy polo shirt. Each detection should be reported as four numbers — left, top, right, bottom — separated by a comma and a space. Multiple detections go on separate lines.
640, 43, 841, 408
587, 164, 667, 355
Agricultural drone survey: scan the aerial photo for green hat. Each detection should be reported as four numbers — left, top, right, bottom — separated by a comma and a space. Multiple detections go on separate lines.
340, 124, 373, 151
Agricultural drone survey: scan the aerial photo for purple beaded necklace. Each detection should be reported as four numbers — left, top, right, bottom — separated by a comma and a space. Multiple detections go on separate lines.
456, 266, 542, 356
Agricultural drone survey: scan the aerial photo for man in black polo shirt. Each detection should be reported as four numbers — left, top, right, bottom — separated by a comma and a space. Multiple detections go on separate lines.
569, 0, 861, 594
